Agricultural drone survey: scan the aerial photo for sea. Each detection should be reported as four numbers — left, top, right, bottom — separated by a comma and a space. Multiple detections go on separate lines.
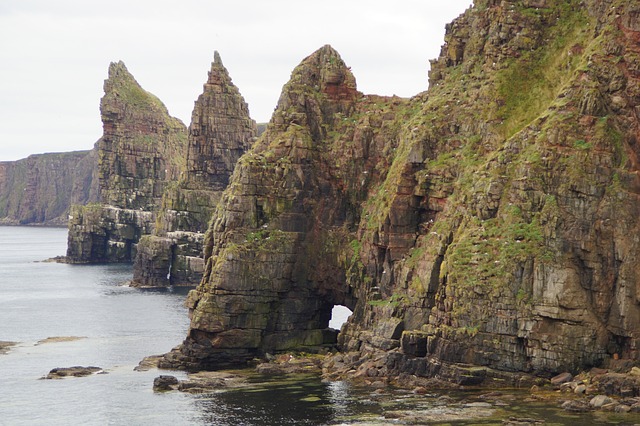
2, 226, 640, 425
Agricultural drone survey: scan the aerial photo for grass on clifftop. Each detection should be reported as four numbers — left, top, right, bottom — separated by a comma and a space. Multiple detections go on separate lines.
496, 0, 592, 138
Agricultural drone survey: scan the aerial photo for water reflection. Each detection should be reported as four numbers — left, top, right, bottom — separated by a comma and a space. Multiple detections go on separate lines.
193, 376, 335, 425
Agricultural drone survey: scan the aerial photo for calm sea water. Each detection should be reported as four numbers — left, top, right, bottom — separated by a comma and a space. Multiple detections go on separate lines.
0, 226, 357, 425
2, 226, 640, 425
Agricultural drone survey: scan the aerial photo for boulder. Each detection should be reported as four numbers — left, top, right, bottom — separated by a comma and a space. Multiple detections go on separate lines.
589, 395, 615, 408
550, 372, 573, 385
153, 375, 179, 391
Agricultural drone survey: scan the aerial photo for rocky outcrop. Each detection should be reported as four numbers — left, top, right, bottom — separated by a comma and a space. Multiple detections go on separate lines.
160, 0, 640, 383
66, 62, 188, 263
131, 52, 256, 286
0, 149, 97, 225
43, 366, 103, 379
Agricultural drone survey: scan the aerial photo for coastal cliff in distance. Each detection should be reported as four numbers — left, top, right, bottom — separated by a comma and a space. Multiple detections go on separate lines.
0, 149, 97, 226
160, 0, 640, 384
65, 61, 188, 262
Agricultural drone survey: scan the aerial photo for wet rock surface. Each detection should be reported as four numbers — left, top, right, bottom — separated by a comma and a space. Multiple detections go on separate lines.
35, 336, 87, 345
43, 366, 103, 379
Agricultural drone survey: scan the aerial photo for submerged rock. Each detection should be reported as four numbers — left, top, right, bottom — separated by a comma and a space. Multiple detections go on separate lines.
44, 366, 103, 379
35, 336, 87, 345
0, 341, 17, 355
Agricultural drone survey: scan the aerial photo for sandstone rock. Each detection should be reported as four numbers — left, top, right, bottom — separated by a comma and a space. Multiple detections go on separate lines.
65, 61, 188, 263
589, 394, 614, 408
134, 355, 163, 371
160, 45, 363, 370
0, 341, 17, 355
550, 372, 573, 385
561, 399, 589, 412
574, 384, 587, 395
615, 404, 631, 413
0, 150, 97, 225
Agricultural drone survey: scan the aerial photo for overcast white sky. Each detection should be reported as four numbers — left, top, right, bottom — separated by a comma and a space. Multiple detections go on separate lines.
0, 0, 472, 161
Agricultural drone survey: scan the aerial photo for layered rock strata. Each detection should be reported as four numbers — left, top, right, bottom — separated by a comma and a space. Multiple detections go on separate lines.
0, 149, 97, 225
132, 52, 256, 286
161, 0, 640, 383
161, 45, 402, 369
66, 62, 187, 263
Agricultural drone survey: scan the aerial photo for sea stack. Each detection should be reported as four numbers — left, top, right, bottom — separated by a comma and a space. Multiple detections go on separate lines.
131, 51, 257, 287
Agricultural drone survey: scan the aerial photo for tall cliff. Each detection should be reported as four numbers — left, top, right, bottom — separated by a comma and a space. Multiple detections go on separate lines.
0, 149, 97, 226
132, 52, 256, 287
66, 62, 188, 262
161, 0, 640, 382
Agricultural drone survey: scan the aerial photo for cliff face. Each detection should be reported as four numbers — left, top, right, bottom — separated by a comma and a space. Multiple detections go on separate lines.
0, 149, 97, 226
66, 62, 188, 262
161, 0, 640, 381
132, 52, 256, 287
161, 45, 413, 369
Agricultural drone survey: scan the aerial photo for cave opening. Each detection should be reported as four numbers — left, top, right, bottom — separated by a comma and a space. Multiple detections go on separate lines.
329, 305, 353, 330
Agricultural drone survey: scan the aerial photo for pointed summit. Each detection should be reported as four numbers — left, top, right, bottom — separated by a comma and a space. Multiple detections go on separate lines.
213, 50, 223, 66
186, 51, 256, 190
289, 44, 358, 101
98, 60, 187, 209
103, 60, 168, 113
204, 51, 234, 89
271, 45, 360, 137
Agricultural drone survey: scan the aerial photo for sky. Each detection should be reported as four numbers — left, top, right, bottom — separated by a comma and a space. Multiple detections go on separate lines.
0, 0, 472, 161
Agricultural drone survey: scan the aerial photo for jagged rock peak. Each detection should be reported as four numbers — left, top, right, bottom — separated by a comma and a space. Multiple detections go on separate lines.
204, 51, 234, 90
108, 60, 130, 78
185, 50, 256, 190
105, 60, 139, 91
213, 50, 223, 66
103, 60, 169, 113
283, 44, 358, 102
270, 45, 359, 136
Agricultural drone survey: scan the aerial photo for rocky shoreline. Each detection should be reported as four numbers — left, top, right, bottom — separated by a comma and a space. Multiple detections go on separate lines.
142, 350, 640, 422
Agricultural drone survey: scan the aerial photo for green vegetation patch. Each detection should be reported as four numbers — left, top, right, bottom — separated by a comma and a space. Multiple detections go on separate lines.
496, 0, 592, 138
